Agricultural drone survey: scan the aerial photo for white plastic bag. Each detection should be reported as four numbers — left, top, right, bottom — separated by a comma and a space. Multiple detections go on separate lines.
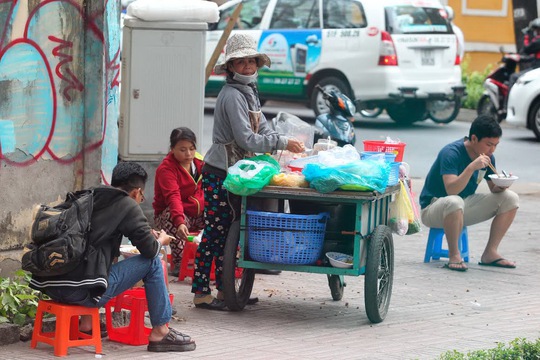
127, 0, 219, 23
318, 144, 360, 166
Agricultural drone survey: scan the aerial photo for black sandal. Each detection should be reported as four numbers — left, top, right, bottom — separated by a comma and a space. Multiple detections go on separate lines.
194, 298, 227, 311
147, 328, 196, 352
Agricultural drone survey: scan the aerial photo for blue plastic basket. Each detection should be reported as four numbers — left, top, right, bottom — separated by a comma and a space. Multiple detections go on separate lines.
247, 211, 328, 265
388, 162, 401, 186
360, 151, 397, 162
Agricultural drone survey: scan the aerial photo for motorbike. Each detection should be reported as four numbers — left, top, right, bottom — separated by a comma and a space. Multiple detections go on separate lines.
313, 84, 356, 146
477, 52, 532, 123
270, 85, 356, 152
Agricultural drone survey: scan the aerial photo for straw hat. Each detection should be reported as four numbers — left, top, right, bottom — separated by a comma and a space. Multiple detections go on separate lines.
213, 33, 271, 75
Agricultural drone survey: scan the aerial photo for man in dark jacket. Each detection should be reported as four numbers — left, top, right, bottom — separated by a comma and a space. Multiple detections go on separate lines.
29, 162, 195, 352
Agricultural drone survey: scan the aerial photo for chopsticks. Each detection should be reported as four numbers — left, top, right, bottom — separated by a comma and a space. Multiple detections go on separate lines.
482, 153, 499, 177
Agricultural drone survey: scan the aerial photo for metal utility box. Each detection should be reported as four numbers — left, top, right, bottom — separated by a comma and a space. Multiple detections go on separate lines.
119, 18, 207, 161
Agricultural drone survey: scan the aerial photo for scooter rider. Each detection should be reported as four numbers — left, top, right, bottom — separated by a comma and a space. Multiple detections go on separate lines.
522, 18, 540, 68
509, 18, 540, 88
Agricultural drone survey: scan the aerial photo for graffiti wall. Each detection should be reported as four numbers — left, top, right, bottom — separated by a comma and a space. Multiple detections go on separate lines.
0, 0, 119, 271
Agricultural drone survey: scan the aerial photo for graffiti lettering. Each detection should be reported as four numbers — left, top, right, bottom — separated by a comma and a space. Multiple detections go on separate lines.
49, 35, 84, 101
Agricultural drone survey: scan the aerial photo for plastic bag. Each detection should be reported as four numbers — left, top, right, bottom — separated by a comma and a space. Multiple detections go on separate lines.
317, 144, 360, 166
388, 183, 410, 236
272, 112, 314, 150
303, 159, 390, 193
223, 155, 280, 196
388, 180, 421, 236
127, 0, 219, 22
270, 172, 309, 188
403, 180, 422, 235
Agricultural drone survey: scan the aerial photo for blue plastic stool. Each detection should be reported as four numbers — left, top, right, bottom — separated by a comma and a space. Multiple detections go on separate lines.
424, 227, 469, 263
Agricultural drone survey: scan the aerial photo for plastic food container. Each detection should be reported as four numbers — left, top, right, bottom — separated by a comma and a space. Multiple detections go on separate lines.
363, 140, 406, 162
287, 155, 320, 172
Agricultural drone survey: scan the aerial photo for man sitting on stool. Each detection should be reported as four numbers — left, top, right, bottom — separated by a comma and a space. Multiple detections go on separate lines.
419, 115, 519, 272
28, 162, 196, 352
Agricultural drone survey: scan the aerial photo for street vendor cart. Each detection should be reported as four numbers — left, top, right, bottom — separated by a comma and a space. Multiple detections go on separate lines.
221, 184, 400, 324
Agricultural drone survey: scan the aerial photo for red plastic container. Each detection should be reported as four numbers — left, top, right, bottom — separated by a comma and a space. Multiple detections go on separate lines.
105, 288, 174, 345
363, 140, 406, 162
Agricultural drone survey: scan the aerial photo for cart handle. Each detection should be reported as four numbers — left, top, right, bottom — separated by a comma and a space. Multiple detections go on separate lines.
341, 231, 359, 235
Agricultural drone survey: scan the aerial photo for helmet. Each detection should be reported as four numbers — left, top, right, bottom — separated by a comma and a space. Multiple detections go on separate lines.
444, 6, 454, 21
529, 18, 540, 30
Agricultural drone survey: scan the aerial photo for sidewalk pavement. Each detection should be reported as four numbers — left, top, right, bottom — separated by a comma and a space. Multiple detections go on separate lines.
4, 180, 540, 360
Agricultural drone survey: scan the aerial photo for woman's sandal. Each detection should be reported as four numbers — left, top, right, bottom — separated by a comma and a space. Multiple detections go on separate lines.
147, 328, 196, 352
194, 298, 227, 311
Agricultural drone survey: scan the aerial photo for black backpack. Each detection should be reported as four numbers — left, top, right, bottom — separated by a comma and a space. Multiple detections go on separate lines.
22, 189, 94, 277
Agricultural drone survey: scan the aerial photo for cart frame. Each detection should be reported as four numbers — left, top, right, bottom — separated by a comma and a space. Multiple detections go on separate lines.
222, 185, 399, 323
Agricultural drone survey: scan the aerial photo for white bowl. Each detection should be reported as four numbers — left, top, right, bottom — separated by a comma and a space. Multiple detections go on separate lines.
326, 252, 353, 269
488, 174, 518, 187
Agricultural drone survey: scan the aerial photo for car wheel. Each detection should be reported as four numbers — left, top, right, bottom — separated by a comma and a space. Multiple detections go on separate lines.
428, 98, 461, 124
310, 77, 352, 117
359, 107, 383, 118
386, 101, 426, 124
528, 99, 540, 141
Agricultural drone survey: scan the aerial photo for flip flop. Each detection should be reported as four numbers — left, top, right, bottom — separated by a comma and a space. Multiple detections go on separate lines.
444, 261, 468, 272
478, 258, 516, 269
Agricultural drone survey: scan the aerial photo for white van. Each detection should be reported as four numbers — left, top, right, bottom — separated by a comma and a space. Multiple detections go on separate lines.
205, 0, 465, 124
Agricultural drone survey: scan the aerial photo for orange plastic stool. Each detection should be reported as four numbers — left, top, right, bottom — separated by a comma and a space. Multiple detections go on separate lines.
179, 241, 216, 281
31, 300, 102, 357
105, 287, 174, 346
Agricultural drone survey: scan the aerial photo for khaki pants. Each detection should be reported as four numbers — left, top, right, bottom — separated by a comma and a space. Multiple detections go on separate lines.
421, 190, 519, 228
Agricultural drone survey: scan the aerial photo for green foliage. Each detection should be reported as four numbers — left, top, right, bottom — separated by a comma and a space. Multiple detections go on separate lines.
461, 56, 493, 109
0, 269, 42, 326
438, 338, 540, 359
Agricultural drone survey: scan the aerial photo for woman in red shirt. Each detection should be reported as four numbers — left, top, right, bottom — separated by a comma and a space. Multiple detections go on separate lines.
153, 127, 204, 276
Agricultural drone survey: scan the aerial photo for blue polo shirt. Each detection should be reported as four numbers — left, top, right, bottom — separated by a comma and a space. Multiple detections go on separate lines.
419, 138, 495, 209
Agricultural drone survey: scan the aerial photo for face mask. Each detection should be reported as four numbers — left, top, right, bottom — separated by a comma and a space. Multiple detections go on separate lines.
233, 71, 258, 85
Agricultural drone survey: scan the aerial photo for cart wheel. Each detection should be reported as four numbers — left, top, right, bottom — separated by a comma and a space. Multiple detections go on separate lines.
364, 225, 394, 323
327, 275, 345, 301
223, 220, 255, 311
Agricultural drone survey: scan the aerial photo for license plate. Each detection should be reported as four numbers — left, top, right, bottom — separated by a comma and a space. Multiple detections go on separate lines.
421, 50, 434, 66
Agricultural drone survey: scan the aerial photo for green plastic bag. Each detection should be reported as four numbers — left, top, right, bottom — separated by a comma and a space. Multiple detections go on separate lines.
223, 155, 281, 196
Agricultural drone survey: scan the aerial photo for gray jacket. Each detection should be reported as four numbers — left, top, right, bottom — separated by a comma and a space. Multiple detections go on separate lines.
204, 81, 288, 172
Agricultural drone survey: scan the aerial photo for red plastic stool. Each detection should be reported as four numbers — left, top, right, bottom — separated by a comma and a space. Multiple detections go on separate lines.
105, 287, 174, 346
31, 300, 102, 357
179, 241, 216, 281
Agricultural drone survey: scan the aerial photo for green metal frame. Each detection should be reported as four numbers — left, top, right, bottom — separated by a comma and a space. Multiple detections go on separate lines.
237, 185, 399, 276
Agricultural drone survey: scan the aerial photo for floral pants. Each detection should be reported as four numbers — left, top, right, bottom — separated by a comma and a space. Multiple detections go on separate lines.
154, 207, 204, 267
191, 172, 237, 294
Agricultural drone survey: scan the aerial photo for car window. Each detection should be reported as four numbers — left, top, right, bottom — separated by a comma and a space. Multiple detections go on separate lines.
270, 0, 320, 29
386, 6, 452, 34
323, 0, 366, 29
213, 0, 271, 30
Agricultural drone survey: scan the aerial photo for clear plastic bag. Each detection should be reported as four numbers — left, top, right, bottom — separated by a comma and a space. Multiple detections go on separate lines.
388, 183, 410, 236
389, 180, 421, 236
403, 180, 422, 235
